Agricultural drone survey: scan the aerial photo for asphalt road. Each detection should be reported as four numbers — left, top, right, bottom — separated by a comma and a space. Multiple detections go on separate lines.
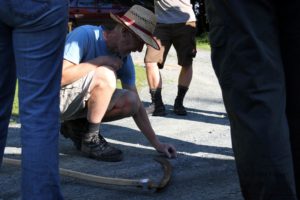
1, 47, 243, 200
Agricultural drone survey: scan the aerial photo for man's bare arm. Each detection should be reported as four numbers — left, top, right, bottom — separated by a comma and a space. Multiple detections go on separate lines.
123, 84, 177, 158
61, 56, 123, 87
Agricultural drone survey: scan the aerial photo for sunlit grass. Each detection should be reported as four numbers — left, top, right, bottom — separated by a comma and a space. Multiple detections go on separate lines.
12, 83, 19, 116
196, 32, 210, 50
134, 64, 147, 90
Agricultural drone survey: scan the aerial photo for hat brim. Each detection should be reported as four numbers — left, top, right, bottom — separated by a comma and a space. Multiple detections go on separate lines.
110, 13, 160, 50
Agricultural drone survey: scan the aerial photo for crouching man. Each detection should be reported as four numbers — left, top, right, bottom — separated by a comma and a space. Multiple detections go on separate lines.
60, 5, 177, 162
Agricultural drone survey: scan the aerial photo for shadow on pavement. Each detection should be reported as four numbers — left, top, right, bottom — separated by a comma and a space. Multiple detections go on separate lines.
3, 126, 242, 200
143, 101, 229, 126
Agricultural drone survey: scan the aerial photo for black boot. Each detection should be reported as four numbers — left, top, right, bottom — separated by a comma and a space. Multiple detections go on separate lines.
174, 85, 188, 115
61, 119, 123, 162
81, 122, 123, 162
81, 132, 123, 162
60, 118, 88, 150
146, 88, 166, 116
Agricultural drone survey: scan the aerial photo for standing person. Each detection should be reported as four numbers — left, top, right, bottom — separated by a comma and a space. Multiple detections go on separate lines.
144, 0, 197, 116
60, 5, 177, 162
206, 0, 300, 199
0, 0, 68, 199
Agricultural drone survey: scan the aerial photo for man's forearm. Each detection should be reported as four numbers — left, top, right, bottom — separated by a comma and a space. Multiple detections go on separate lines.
133, 104, 161, 149
61, 62, 97, 86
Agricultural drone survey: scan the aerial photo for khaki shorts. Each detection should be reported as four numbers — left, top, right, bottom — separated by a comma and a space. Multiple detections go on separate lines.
60, 71, 126, 121
144, 21, 197, 69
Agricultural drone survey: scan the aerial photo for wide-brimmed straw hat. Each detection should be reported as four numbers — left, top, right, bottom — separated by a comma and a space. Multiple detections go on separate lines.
110, 5, 160, 50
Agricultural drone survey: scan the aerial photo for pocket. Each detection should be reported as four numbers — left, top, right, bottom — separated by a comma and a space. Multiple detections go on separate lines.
8, 0, 50, 19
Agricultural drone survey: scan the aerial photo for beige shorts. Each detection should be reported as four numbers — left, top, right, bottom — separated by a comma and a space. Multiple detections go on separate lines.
60, 71, 126, 121
144, 21, 197, 69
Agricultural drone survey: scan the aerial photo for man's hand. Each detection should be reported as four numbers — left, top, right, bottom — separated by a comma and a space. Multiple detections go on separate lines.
91, 55, 123, 71
156, 143, 177, 158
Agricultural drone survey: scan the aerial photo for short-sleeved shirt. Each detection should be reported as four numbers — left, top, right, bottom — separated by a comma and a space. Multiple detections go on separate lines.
64, 25, 136, 86
155, 0, 196, 24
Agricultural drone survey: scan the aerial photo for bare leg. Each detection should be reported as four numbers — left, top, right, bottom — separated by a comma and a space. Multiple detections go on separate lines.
145, 62, 162, 89
144, 62, 166, 116
81, 66, 123, 162
174, 64, 193, 115
102, 90, 139, 122
87, 66, 116, 123
178, 64, 193, 87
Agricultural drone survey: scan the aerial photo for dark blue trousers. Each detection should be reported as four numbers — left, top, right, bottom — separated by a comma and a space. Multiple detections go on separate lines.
206, 0, 300, 199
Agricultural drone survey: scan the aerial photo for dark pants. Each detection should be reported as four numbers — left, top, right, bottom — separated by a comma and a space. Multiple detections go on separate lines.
206, 0, 300, 199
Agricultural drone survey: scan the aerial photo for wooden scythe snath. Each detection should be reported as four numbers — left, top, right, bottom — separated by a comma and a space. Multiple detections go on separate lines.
3, 157, 172, 192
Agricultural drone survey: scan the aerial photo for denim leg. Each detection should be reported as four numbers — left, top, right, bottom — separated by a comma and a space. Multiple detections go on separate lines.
8, 1, 68, 199
0, 23, 17, 167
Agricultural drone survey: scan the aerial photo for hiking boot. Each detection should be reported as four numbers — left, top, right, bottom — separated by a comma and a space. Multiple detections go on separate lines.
81, 133, 123, 162
146, 103, 166, 116
147, 88, 166, 116
173, 85, 188, 115
60, 118, 88, 150
173, 101, 187, 116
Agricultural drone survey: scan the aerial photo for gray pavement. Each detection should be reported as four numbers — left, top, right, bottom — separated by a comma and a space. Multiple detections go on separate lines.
1, 47, 243, 200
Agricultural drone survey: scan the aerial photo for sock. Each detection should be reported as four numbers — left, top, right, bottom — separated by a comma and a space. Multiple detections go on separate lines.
175, 85, 189, 105
88, 123, 100, 133
83, 122, 100, 142
149, 88, 163, 105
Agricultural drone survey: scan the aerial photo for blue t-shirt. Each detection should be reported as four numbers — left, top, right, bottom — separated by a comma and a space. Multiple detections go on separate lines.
64, 25, 135, 86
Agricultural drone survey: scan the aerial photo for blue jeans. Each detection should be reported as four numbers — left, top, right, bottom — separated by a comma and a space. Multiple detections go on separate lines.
0, 0, 68, 199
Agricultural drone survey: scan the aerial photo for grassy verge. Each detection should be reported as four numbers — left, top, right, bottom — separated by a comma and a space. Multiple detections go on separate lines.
196, 32, 210, 50
133, 64, 147, 90
12, 83, 19, 116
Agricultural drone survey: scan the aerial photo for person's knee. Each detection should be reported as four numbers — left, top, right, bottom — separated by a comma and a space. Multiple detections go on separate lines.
122, 91, 140, 115
92, 66, 116, 90
180, 64, 193, 75
181, 62, 193, 69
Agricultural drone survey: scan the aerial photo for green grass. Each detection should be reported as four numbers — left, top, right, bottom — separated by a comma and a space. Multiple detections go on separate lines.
196, 32, 210, 50
12, 83, 19, 116
134, 64, 147, 90
116, 64, 146, 90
